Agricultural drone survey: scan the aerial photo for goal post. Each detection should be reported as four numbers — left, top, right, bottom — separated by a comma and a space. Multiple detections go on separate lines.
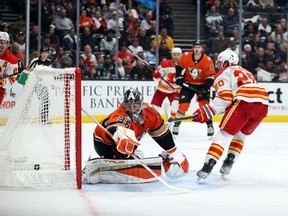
0, 66, 82, 189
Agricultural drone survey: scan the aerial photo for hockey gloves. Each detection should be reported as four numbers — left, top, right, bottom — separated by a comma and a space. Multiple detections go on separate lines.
113, 126, 140, 156
159, 146, 189, 178
152, 69, 161, 79
175, 76, 185, 86
193, 104, 215, 123
198, 88, 211, 101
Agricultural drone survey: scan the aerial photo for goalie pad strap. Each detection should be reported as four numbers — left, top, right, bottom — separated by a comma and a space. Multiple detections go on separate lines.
83, 157, 162, 184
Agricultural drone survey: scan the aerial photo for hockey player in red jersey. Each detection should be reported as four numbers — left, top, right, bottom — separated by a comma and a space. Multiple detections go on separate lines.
151, 47, 182, 125
193, 50, 268, 181
0, 31, 18, 105
92, 89, 189, 181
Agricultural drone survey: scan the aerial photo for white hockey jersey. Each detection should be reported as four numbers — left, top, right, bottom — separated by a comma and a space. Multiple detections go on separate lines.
210, 65, 269, 114
154, 59, 180, 93
0, 49, 18, 87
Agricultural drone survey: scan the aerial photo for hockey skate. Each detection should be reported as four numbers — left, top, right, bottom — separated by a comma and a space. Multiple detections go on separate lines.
197, 158, 216, 183
172, 121, 181, 136
207, 125, 214, 139
220, 153, 235, 178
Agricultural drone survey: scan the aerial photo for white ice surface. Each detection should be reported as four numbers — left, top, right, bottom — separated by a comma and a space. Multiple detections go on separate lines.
1, 122, 288, 216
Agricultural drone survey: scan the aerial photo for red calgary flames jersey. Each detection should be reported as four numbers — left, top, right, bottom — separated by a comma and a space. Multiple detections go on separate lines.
178, 52, 216, 85
94, 102, 165, 144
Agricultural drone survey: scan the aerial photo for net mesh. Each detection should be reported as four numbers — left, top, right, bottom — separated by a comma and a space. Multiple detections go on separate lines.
0, 66, 79, 189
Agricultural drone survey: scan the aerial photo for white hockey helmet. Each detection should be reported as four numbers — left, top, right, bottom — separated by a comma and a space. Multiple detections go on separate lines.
217, 50, 239, 68
172, 47, 182, 55
0, 31, 10, 43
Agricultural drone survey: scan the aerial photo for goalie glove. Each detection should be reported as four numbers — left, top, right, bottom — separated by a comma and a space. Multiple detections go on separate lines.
112, 126, 141, 156
192, 104, 215, 123
159, 146, 189, 178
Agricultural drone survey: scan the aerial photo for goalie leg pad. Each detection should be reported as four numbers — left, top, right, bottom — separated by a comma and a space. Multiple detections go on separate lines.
83, 157, 162, 184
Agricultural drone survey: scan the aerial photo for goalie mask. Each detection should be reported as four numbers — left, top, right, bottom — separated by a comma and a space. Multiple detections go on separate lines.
123, 89, 145, 124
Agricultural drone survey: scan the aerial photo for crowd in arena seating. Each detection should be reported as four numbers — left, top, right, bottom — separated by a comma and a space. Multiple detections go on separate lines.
0, 0, 175, 80
1, 0, 288, 82
204, 0, 288, 82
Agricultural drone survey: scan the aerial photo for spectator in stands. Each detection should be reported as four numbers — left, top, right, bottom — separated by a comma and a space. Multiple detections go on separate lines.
48, 24, 60, 49
258, 17, 272, 38
127, 19, 140, 43
271, 24, 285, 44
140, 11, 153, 30
265, 42, 281, 64
99, 55, 115, 79
101, 4, 112, 21
92, 10, 107, 35
130, 59, 152, 80
155, 0, 174, 36
65, 1, 76, 21
241, 43, 257, 72
251, 34, 264, 53
81, 45, 98, 77
41, 34, 57, 58
222, 8, 239, 36
153, 27, 174, 50
116, 57, 129, 79
279, 18, 286, 34
79, 9, 93, 31
81, 27, 95, 49
221, 0, 239, 13
15, 31, 25, 53
54, 8, 74, 41
205, 5, 223, 37
63, 28, 78, 57
52, 46, 65, 68
213, 0, 223, 14
85, 1, 99, 18
29, 25, 39, 53
211, 31, 230, 59
95, 55, 105, 79
10, 15, 25, 39
128, 38, 143, 55
107, 11, 124, 33
79, 56, 90, 79
146, 20, 157, 39
158, 39, 171, 60
243, 21, 256, 38
116, 43, 135, 71
137, 27, 151, 51
109, 1, 125, 18
255, 47, 268, 68
275, 60, 288, 82
10, 42, 25, 72
99, 29, 116, 55
144, 44, 157, 64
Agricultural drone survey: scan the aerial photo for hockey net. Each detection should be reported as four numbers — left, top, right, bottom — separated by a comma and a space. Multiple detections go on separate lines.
0, 66, 82, 189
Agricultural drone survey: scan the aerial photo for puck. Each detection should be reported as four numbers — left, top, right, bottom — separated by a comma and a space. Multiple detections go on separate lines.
34, 164, 40, 170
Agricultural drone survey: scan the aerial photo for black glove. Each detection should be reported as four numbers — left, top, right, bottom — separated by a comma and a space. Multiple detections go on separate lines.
175, 76, 185, 86
198, 88, 211, 101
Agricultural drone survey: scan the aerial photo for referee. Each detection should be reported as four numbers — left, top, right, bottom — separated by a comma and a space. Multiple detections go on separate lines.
29, 46, 52, 124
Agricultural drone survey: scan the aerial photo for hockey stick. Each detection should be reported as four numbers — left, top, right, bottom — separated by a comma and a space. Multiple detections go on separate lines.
127, 47, 176, 90
2, 72, 22, 79
181, 82, 214, 100
167, 114, 198, 123
81, 108, 191, 192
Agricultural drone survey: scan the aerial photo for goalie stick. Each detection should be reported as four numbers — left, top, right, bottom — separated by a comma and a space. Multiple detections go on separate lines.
127, 47, 176, 90
81, 108, 191, 193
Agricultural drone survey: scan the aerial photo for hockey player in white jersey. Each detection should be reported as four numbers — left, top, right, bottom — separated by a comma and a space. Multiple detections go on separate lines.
192, 50, 268, 181
150, 47, 182, 130
0, 31, 18, 105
